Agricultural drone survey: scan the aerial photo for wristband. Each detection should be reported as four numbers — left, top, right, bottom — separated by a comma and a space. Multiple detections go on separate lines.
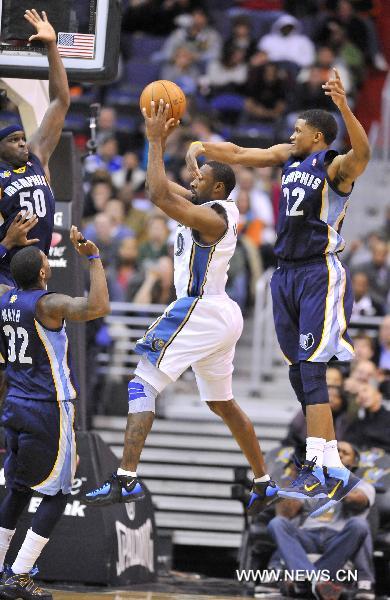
0, 244, 8, 259
190, 140, 205, 150
88, 254, 100, 261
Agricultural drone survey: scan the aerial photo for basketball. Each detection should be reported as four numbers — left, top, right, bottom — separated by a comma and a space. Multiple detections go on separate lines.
140, 80, 186, 122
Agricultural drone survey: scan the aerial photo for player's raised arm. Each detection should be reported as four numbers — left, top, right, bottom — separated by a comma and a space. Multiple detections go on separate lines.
143, 100, 227, 243
25, 9, 70, 171
325, 68, 371, 192
185, 138, 292, 179
37, 227, 110, 326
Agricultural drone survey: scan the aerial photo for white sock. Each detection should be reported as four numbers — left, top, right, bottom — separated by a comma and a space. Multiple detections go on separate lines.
323, 440, 344, 468
0, 527, 15, 571
117, 468, 137, 478
306, 437, 326, 467
12, 529, 49, 575
254, 474, 271, 483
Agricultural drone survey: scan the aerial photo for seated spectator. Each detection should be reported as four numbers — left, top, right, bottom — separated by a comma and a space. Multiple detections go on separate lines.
89, 213, 121, 268
291, 65, 338, 112
268, 441, 376, 599
258, 14, 315, 68
297, 45, 352, 97
206, 41, 248, 96
83, 179, 116, 219
283, 383, 349, 454
344, 359, 378, 397
160, 44, 201, 96
377, 315, 390, 371
230, 167, 276, 244
326, 365, 345, 387
190, 115, 224, 144
138, 214, 170, 266
244, 54, 288, 121
353, 333, 375, 362
159, 7, 222, 65
112, 152, 146, 191
118, 184, 150, 242
354, 239, 390, 313
225, 15, 257, 61
84, 135, 123, 177
96, 107, 117, 145
344, 383, 390, 453
129, 256, 175, 305
351, 271, 384, 318
108, 237, 140, 302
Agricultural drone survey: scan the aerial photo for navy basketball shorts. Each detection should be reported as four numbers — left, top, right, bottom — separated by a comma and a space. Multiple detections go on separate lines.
270, 254, 354, 364
2, 396, 77, 495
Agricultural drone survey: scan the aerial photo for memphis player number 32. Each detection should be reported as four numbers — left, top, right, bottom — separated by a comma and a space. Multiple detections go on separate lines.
283, 187, 305, 217
20, 189, 46, 218
2, 325, 32, 364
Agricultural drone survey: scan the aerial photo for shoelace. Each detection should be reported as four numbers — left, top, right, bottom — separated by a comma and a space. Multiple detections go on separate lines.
291, 457, 317, 487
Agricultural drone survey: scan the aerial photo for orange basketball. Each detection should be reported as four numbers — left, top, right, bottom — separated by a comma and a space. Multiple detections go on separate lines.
139, 80, 186, 122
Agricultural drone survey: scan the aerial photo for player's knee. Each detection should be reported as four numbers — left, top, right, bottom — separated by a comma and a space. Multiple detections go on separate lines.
206, 399, 232, 416
289, 363, 306, 413
345, 517, 369, 537
128, 377, 158, 414
300, 361, 328, 405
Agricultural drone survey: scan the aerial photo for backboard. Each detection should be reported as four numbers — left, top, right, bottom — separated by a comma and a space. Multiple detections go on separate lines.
0, 0, 121, 82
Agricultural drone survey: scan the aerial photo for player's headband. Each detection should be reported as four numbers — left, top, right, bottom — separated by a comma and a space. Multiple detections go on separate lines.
0, 125, 24, 142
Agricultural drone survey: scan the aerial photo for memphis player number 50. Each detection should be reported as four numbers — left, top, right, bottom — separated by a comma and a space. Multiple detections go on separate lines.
19, 189, 46, 218
283, 187, 305, 217
2, 325, 32, 364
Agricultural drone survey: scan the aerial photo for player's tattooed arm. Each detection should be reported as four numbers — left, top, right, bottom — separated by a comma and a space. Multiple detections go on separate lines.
324, 69, 370, 192
36, 227, 110, 327
186, 140, 292, 179
25, 10, 70, 172
143, 100, 226, 244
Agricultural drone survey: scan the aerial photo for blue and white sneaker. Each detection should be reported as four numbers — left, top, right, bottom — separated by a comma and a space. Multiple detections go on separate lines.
247, 479, 279, 515
84, 473, 145, 506
277, 457, 328, 500
309, 467, 361, 518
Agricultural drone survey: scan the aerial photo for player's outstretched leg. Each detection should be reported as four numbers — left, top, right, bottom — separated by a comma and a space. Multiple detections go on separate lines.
85, 377, 157, 506
278, 362, 360, 510
207, 399, 279, 515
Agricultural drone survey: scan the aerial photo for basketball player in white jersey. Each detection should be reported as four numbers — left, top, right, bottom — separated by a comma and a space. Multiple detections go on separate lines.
85, 100, 278, 514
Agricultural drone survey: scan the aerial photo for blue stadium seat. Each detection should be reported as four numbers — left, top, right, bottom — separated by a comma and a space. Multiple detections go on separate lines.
125, 59, 160, 90
130, 34, 165, 58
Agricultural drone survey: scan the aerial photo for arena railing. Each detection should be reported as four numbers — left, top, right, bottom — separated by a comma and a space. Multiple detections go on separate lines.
97, 302, 166, 378
250, 269, 385, 394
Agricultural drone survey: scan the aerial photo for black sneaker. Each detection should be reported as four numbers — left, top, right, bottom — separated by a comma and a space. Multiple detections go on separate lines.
1, 567, 52, 600
84, 473, 145, 506
278, 457, 328, 500
247, 479, 279, 515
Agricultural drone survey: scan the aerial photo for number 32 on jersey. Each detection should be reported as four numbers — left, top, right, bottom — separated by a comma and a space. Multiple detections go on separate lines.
283, 187, 305, 217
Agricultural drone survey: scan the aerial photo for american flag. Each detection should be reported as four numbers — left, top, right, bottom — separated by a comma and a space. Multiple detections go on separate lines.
57, 32, 95, 59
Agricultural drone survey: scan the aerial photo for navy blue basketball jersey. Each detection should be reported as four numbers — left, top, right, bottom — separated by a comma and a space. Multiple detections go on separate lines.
0, 288, 78, 402
274, 150, 351, 260
0, 153, 55, 276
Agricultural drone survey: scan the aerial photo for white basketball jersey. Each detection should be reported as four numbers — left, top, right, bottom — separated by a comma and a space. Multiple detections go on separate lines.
173, 199, 239, 299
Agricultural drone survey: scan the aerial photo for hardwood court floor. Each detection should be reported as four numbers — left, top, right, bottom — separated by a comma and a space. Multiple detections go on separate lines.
51, 592, 254, 600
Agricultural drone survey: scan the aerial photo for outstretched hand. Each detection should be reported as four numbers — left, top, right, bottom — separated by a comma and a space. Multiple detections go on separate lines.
322, 68, 348, 111
70, 226, 99, 258
24, 9, 56, 44
142, 99, 172, 142
2, 212, 40, 250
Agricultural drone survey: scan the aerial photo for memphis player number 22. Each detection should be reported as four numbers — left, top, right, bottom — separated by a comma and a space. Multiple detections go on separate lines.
2, 325, 32, 364
283, 187, 305, 217
19, 189, 46, 218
